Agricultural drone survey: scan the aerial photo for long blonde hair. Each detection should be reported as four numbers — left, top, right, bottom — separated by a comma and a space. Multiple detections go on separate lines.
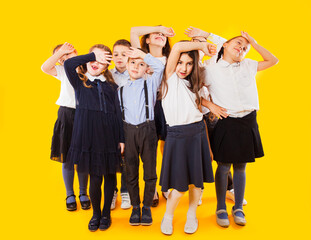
78, 44, 114, 88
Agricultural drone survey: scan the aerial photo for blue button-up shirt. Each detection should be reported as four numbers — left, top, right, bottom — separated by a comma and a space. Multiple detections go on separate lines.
110, 67, 130, 88
118, 54, 165, 125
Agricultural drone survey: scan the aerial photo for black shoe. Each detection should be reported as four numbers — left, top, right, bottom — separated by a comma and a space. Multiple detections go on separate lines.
66, 195, 77, 211
88, 216, 100, 232
99, 216, 111, 231
141, 206, 152, 226
79, 194, 91, 210
151, 192, 159, 207
129, 206, 141, 226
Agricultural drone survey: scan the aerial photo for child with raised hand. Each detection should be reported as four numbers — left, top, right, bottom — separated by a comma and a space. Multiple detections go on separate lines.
202, 31, 278, 227
41, 42, 90, 212
64, 44, 125, 232
159, 41, 216, 235
130, 25, 175, 206
109, 39, 132, 210
118, 47, 165, 226
185, 27, 248, 207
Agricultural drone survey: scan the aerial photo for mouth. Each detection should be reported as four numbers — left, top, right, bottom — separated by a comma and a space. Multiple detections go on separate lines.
91, 65, 99, 71
234, 48, 241, 54
155, 37, 164, 41
179, 72, 187, 77
131, 70, 138, 74
116, 61, 123, 64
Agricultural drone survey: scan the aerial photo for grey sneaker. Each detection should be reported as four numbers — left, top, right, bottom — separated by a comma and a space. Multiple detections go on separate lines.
216, 209, 229, 228
232, 207, 246, 226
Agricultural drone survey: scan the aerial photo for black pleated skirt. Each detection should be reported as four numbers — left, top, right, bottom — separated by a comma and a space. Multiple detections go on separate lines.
160, 120, 214, 192
211, 111, 264, 164
50, 106, 75, 164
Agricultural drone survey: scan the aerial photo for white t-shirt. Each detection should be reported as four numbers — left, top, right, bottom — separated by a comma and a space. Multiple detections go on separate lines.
204, 58, 259, 117
162, 73, 206, 127
54, 65, 76, 109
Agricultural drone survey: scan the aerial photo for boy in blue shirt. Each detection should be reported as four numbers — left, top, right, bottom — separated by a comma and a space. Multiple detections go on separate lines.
118, 47, 165, 226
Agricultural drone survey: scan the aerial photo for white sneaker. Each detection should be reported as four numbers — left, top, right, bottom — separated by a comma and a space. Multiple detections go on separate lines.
198, 189, 203, 206
161, 215, 173, 235
110, 191, 117, 210
226, 189, 247, 206
120, 192, 131, 209
184, 217, 198, 234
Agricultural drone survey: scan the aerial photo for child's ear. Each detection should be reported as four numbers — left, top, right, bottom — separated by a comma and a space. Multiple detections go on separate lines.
146, 37, 150, 45
223, 42, 228, 49
146, 66, 152, 74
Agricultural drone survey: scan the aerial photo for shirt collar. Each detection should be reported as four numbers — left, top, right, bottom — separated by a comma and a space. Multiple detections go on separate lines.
218, 59, 240, 68
111, 67, 129, 76
85, 72, 106, 82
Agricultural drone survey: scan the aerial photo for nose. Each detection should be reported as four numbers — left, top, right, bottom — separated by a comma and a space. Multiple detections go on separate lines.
181, 64, 187, 72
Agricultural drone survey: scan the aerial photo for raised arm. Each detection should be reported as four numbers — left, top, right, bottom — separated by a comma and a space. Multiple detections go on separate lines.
41, 42, 75, 76
64, 53, 96, 89
126, 47, 165, 88
241, 31, 279, 71
166, 41, 216, 79
130, 26, 175, 48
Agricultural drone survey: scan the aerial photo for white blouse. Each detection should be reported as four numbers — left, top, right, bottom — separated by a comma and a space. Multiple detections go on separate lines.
162, 73, 207, 127
54, 65, 76, 109
204, 58, 259, 117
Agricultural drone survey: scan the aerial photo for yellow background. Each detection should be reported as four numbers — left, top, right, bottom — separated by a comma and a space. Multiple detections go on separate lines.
1, 0, 310, 239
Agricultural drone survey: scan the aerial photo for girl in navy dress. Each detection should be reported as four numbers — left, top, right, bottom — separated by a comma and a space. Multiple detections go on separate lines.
41, 43, 90, 211
64, 44, 125, 231
202, 32, 278, 227
159, 41, 216, 235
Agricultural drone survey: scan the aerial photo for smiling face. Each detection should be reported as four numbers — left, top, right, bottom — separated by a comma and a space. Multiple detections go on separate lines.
223, 37, 250, 62
86, 48, 109, 76
126, 58, 148, 80
176, 53, 194, 79
113, 45, 130, 72
146, 32, 167, 48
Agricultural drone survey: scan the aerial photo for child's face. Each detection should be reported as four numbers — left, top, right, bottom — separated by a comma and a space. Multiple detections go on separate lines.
113, 45, 130, 71
87, 48, 109, 76
126, 58, 149, 80
223, 37, 250, 62
57, 51, 77, 65
146, 32, 167, 48
176, 53, 194, 79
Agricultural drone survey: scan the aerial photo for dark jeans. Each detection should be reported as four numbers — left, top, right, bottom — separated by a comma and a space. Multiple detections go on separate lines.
123, 121, 158, 207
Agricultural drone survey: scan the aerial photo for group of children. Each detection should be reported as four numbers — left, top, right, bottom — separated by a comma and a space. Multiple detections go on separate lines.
41, 25, 278, 234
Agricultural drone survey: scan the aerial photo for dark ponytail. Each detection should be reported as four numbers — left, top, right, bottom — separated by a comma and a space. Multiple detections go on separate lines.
216, 46, 224, 63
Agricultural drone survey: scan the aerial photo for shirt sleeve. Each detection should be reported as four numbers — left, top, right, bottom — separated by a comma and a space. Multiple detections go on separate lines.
203, 65, 212, 86
144, 54, 165, 90
244, 58, 258, 78
54, 65, 66, 81
64, 52, 96, 89
204, 33, 228, 66
114, 90, 125, 143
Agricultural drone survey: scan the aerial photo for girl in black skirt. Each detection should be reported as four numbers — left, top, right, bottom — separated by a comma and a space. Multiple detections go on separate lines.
159, 41, 216, 235
41, 43, 90, 211
202, 31, 278, 227
64, 44, 125, 231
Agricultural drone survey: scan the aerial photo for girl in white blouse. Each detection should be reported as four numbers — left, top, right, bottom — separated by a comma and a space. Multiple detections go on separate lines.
202, 31, 278, 227
159, 41, 216, 235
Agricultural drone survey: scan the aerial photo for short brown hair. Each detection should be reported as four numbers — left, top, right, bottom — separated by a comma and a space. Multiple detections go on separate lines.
113, 39, 131, 49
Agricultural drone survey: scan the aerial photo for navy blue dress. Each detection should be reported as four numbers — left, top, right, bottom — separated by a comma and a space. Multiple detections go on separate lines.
64, 53, 124, 176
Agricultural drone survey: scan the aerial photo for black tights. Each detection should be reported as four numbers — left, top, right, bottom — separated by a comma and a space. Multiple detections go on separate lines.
89, 173, 116, 218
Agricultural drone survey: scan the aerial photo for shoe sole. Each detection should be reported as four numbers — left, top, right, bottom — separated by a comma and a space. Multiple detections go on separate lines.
67, 208, 77, 211
129, 222, 141, 226
141, 222, 153, 226
81, 206, 91, 210
121, 206, 131, 209
88, 228, 98, 232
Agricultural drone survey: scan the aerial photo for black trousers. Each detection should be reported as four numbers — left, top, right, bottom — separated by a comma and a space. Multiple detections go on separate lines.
123, 121, 158, 207
90, 173, 116, 218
